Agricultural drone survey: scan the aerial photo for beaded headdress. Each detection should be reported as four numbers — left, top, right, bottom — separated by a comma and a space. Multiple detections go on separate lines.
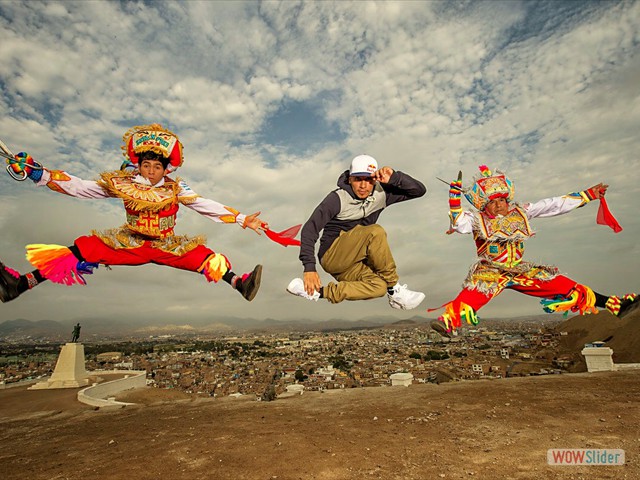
122, 124, 184, 173
464, 165, 514, 211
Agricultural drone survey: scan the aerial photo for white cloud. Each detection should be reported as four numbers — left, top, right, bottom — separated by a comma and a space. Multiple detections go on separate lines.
0, 1, 638, 326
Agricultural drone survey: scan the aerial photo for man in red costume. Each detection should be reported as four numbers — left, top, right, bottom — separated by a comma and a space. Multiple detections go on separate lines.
432, 166, 638, 335
1, 124, 267, 302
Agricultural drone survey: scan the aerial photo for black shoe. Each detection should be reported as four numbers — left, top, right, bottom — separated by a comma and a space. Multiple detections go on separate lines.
236, 265, 262, 302
619, 295, 640, 319
430, 320, 451, 339
0, 262, 21, 303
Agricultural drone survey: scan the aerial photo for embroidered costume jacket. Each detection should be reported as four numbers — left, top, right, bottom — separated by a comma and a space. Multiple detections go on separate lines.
451, 192, 592, 295
36, 169, 247, 254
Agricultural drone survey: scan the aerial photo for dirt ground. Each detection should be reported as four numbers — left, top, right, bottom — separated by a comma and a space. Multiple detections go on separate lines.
0, 370, 638, 480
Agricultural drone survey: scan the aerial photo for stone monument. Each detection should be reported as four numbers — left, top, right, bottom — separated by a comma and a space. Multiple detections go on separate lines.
390, 372, 414, 387
581, 342, 614, 373
30, 342, 90, 390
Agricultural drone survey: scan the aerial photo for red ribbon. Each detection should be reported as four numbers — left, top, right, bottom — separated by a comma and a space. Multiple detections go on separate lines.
597, 197, 622, 233
264, 224, 302, 247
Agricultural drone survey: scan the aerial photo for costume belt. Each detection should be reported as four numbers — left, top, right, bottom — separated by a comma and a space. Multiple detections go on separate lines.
125, 203, 179, 239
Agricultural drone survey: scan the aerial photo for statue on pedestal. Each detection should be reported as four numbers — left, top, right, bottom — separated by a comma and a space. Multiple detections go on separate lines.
71, 323, 81, 343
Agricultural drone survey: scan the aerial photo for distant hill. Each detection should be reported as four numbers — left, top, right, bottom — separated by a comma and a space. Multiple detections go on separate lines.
1, 312, 571, 341
381, 319, 423, 329
0, 319, 67, 337
0, 315, 430, 340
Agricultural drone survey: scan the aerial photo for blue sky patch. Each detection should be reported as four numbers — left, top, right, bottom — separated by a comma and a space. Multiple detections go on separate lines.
256, 98, 345, 157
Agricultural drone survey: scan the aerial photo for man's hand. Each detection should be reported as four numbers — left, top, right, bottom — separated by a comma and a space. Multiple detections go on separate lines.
243, 211, 268, 234
303, 271, 322, 296
8, 152, 43, 182
587, 183, 609, 199
373, 166, 394, 184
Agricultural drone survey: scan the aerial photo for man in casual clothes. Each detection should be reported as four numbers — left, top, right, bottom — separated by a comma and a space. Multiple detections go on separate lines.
287, 154, 427, 310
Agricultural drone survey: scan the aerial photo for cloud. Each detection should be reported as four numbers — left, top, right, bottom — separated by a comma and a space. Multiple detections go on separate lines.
0, 1, 638, 325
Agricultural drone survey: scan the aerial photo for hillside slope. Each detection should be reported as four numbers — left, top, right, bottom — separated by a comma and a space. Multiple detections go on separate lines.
1, 370, 638, 479
556, 301, 640, 364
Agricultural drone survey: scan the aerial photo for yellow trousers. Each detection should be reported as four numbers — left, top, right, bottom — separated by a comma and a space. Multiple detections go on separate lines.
320, 224, 398, 303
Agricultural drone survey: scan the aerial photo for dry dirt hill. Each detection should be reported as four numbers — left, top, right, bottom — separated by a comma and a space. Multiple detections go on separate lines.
555, 299, 640, 367
1, 369, 639, 480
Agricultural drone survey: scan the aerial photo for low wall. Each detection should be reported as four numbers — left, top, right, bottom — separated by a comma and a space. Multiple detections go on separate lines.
77, 370, 147, 408
615, 363, 640, 371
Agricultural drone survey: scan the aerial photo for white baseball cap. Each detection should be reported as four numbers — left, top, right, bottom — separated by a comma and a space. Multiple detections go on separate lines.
349, 154, 378, 177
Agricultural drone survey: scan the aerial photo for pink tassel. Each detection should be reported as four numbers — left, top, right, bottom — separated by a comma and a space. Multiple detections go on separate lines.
25, 244, 86, 286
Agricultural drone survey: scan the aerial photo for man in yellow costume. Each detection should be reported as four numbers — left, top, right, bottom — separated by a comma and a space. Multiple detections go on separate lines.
0, 124, 267, 302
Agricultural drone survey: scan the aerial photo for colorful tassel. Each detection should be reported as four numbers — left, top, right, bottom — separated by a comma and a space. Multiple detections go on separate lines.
606, 294, 638, 316
461, 304, 479, 326
605, 295, 622, 316
7, 152, 42, 181
77, 261, 100, 276
479, 165, 492, 177
438, 301, 478, 332
541, 294, 575, 317
540, 284, 598, 316
199, 253, 231, 283
25, 244, 88, 285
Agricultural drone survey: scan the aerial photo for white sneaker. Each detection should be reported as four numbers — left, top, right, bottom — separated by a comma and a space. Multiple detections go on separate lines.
388, 283, 425, 310
286, 278, 320, 301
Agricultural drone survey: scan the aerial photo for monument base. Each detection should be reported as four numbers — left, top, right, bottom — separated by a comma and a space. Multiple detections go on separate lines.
581, 344, 615, 373
30, 342, 90, 390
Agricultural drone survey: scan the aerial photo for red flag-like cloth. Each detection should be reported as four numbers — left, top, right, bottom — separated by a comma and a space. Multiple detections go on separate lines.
597, 197, 622, 233
264, 224, 302, 247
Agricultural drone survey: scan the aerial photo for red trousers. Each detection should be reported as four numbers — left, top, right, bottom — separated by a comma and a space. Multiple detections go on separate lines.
74, 235, 215, 274
452, 274, 579, 312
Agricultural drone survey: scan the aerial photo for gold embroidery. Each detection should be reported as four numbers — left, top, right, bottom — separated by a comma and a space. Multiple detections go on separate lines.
98, 171, 180, 212
49, 170, 71, 181
463, 260, 559, 296
92, 227, 206, 255
46, 170, 73, 195
220, 206, 240, 224
476, 207, 532, 240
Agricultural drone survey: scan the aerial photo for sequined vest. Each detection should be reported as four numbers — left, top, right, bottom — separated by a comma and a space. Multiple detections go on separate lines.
98, 172, 181, 239
473, 206, 533, 268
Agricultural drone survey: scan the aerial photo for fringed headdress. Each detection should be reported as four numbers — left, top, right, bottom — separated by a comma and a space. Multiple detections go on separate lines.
122, 123, 184, 173
464, 165, 514, 211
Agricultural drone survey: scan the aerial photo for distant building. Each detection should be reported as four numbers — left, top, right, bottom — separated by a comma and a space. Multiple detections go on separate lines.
285, 384, 304, 395
96, 352, 123, 362
471, 364, 490, 375
390, 372, 413, 387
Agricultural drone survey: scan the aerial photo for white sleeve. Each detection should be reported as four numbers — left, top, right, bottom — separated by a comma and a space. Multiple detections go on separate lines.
451, 210, 476, 234
523, 195, 586, 219
179, 180, 246, 226
36, 169, 110, 199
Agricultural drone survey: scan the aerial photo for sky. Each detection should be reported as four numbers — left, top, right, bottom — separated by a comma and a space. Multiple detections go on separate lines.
0, 0, 638, 327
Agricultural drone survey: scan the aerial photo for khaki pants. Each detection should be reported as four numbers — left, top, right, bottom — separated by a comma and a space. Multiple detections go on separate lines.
320, 224, 398, 303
